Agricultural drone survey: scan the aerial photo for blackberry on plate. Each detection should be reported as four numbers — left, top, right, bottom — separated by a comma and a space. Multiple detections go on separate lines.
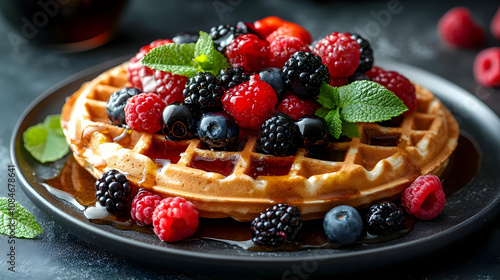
258, 67, 287, 101
296, 115, 329, 149
251, 203, 303, 246
217, 67, 249, 89
350, 33, 374, 73
209, 24, 247, 52
172, 32, 199, 44
106, 87, 141, 126
183, 72, 224, 113
95, 169, 133, 213
162, 103, 198, 140
366, 201, 404, 235
259, 113, 300, 156
197, 112, 239, 150
323, 205, 363, 245
282, 51, 330, 100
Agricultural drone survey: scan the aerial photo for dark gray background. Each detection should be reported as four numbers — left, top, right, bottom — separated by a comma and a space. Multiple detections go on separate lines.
1, 0, 500, 279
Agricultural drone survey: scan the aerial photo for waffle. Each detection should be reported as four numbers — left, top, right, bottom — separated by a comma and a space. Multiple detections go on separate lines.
61, 63, 459, 221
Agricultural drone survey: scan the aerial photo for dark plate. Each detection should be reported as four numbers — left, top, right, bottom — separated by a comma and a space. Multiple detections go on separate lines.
10, 57, 500, 277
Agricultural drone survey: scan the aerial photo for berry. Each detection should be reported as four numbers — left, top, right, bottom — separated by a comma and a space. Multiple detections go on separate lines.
366, 201, 404, 235
251, 203, 303, 246
282, 51, 330, 99
258, 67, 287, 101
323, 205, 363, 245
259, 113, 300, 156
152, 197, 199, 242
492, 8, 500, 40
366, 67, 416, 115
128, 39, 173, 90
266, 22, 312, 45
437, 7, 486, 48
125, 93, 166, 133
350, 33, 374, 73
161, 103, 198, 141
95, 169, 133, 213
277, 95, 321, 121
130, 189, 162, 226
183, 72, 224, 113
217, 67, 250, 89
330, 76, 349, 87
153, 70, 187, 105
106, 87, 142, 126
209, 24, 247, 52
253, 16, 287, 39
348, 72, 370, 83
473, 47, 500, 87
313, 32, 361, 78
269, 35, 311, 68
224, 33, 270, 72
296, 115, 329, 149
221, 75, 278, 130
172, 32, 199, 44
401, 174, 446, 220
197, 112, 239, 150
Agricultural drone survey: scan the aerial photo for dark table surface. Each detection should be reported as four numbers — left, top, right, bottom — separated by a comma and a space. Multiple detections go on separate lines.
1, 0, 500, 279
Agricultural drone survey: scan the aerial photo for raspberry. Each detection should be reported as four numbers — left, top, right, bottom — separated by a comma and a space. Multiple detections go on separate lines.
221, 75, 278, 130
269, 36, 311, 68
253, 16, 287, 38
125, 92, 166, 133
106, 87, 142, 126
266, 22, 312, 45
277, 94, 320, 121
128, 39, 173, 90
330, 76, 349, 87
152, 197, 199, 242
492, 8, 500, 40
313, 32, 361, 78
473, 47, 500, 87
130, 189, 162, 226
437, 7, 486, 48
366, 67, 416, 115
153, 70, 187, 105
401, 174, 446, 220
224, 33, 270, 72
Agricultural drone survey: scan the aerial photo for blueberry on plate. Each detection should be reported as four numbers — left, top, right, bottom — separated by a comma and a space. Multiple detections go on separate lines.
258, 67, 286, 101
197, 112, 239, 150
161, 103, 198, 141
323, 205, 363, 245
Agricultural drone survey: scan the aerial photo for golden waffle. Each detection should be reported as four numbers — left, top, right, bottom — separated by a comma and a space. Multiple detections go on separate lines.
61, 63, 459, 221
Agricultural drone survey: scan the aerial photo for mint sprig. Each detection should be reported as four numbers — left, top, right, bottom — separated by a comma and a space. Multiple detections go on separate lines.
315, 80, 408, 138
23, 114, 69, 163
141, 31, 229, 77
0, 198, 42, 238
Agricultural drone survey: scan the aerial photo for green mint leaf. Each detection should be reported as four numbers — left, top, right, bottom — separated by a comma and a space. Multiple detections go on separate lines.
193, 31, 229, 75
23, 114, 69, 163
337, 80, 408, 122
141, 42, 199, 77
341, 120, 360, 138
315, 107, 330, 119
317, 82, 339, 110
0, 197, 42, 238
324, 108, 343, 139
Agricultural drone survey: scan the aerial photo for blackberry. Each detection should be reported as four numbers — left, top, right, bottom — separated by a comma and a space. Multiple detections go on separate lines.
95, 169, 133, 213
350, 33, 374, 73
348, 71, 370, 83
282, 51, 330, 100
366, 201, 404, 235
259, 113, 300, 156
106, 87, 141, 126
172, 32, 199, 44
217, 67, 249, 89
183, 72, 224, 113
251, 203, 303, 246
209, 24, 247, 52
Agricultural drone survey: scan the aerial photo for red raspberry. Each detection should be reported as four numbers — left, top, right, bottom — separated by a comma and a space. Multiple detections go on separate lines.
266, 22, 312, 45
153, 70, 187, 105
437, 7, 486, 48
225, 33, 270, 72
330, 76, 349, 87
492, 8, 500, 40
277, 95, 320, 121
125, 92, 166, 133
253, 16, 287, 38
313, 32, 361, 78
269, 36, 311, 68
474, 47, 500, 87
130, 189, 162, 226
366, 67, 416, 115
221, 75, 278, 130
128, 39, 173, 90
152, 197, 199, 242
401, 174, 446, 220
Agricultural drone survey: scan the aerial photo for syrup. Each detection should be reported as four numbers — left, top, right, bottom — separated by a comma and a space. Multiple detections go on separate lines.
42, 133, 480, 251
190, 156, 238, 177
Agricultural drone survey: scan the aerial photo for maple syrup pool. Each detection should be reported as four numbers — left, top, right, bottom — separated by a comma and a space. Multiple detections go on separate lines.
41, 133, 480, 251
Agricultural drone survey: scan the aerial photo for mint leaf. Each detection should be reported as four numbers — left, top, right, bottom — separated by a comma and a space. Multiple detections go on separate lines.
141, 42, 199, 77
0, 197, 42, 238
338, 80, 407, 122
341, 120, 360, 138
317, 82, 339, 109
23, 114, 69, 163
324, 108, 343, 139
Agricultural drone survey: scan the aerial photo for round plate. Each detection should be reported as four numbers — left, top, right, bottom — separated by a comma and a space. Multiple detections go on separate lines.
10, 57, 500, 277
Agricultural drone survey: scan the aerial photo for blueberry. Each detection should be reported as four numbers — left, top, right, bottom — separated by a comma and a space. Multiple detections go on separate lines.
258, 67, 286, 101
161, 103, 198, 140
296, 115, 329, 149
197, 112, 239, 150
323, 205, 363, 245
172, 32, 199, 44
106, 87, 141, 126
